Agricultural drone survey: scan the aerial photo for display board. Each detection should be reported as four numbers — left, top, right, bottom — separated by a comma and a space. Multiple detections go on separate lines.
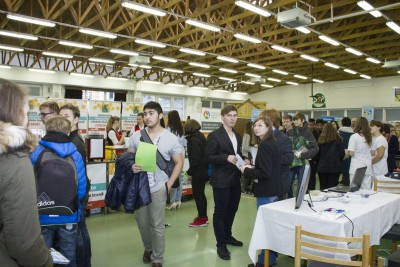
88, 101, 121, 137
201, 108, 222, 132
121, 102, 143, 132
57, 99, 88, 134
86, 162, 107, 210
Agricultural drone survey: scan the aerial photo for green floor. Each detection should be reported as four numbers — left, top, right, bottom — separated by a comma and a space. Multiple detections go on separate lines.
87, 183, 393, 267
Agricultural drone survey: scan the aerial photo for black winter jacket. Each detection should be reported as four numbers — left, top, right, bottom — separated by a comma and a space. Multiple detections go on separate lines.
316, 138, 345, 174
105, 152, 151, 212
186, 131, 208, 179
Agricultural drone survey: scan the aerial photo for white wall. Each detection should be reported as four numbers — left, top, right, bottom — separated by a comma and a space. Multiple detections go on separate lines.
251, 76, 400, 110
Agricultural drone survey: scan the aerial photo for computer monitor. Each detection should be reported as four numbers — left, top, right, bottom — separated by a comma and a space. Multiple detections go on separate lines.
295, 162, 311, 210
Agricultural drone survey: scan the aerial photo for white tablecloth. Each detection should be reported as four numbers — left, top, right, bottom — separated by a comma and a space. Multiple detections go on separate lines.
248, 192, 400, 263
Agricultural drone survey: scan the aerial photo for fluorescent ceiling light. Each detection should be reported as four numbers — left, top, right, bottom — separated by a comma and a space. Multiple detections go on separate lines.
28, 68, 55, 74
345, 47, 362, 56
235, 92, 248, 95
398, 71, 400, 75
110, 49, 139, 56
386, 21, 400, 34
128, 63, 138, 67
319, 35, 340, 46
217, 56, 239, 63
219, 77, 236, 81
215, 89, 229, 93
272, 69, 288, 75
106, 77, 128, 81
219, 68, 237, 74
0, 65, 11, 69
286, 81, 299, 86
167, 83, 185, 87
247, 63, 265, 69
43, 51, 73, 59
234, 33, 261, 44
324, 62, 340, 69
89, 57, 115, 64
245, 73, 261, 78
0, 30, 38, 40
186, 19, 220, 32
134, 38, 166, 48
360, 74, 371, 79
7, 14, 56, 27
179, 48, 206, 56
192, 86, 208, 90
59, 40, 93, 49
357, 1, 382, 17
301, 54, 319, 62
79, 28, 117, 39
152, 55, 177, 63
294, 74, 307, 80
70, 73, 94, 78
0, 44, 23, 52
267, 77, 281, 82
121, 1, 166, 16
139, 65, 152, 69
271, 45, 293, 54
142, 80, 162, 85
296, 27, 311, 34
242, 81, 255, 85
261, 84, 274, 88
366, 57, 381, 64
235, 1, 272, 17
189, 62, 210, 68
313, 79, 324, 83
344, 69, 357, 74
193, 72, 211, 77
163, 68, 184, 73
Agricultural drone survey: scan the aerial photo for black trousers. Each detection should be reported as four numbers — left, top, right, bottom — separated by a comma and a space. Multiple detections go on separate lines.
308, 160, 318, 191
212, 185, 241, 247
192, 176, 207, 218
318, 173, 340, 190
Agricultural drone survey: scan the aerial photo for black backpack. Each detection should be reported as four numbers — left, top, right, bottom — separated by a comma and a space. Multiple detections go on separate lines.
34, 146, 78, 216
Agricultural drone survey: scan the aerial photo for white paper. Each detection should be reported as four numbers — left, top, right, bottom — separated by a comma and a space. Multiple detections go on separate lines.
90, 139, 104, 158
236, 154, 245, 169
249, 147, 258, 164
50, 248, 70, 265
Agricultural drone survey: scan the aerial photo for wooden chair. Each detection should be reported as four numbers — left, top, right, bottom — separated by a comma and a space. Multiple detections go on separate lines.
374, 179, 400, 252
295, 225, 370, 267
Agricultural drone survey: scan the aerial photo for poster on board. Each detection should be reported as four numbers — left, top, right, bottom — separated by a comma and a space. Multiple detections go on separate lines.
88, 101, 121, 137
393, 87, 400, 104
362, 105, 374, 121
201, 108, 222, 132
86, 163, 107, 210
121, 102, 143, 132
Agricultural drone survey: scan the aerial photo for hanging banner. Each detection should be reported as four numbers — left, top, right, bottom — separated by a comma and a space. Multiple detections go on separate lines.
393, 87, 400, 104
362, 105, 374, 121
312, 93, 326, 108
121, 102, 143, 132
88, 101, 121, 137
201, 108, 222, 132
86, 163, 107, 210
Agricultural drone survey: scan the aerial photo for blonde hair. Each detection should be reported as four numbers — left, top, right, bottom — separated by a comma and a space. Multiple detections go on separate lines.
0, 78, 28, 126
45, 116, 71, 135
106, 116, 120, 132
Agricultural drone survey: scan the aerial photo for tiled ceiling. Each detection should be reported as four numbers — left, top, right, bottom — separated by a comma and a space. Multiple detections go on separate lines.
0, 0, 399, 94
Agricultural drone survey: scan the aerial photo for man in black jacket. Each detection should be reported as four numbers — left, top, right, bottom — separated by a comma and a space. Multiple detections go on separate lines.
205, 105, 249, 261
59, 104, 92, 267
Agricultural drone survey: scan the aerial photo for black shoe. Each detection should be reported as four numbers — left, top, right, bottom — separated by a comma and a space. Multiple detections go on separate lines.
143, 250, 152, 264
226, 236, 243, 246
248, 263, 275, 267
217, 246, 230, 260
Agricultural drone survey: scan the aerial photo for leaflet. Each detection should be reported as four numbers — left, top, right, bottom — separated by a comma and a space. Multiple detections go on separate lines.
235, 154, 245, 169
50, 248, 70, 265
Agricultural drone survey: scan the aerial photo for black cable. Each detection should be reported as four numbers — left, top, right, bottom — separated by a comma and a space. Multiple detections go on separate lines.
304, 200, 317, 213
343, 213, 354, 244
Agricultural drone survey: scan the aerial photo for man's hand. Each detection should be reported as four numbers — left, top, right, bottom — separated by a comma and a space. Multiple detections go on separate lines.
132, 164, 142, 173
227, 155, 237, 164
244, 159, 251, 165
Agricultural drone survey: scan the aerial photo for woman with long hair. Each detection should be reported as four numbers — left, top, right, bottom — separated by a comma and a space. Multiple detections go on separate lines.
331, 120, 339, 131
240, 117, 282, 267
370, 120, 388, 176
317, 123, 345, 190
383, 123, 399, 172
185, 119, 208, 227
0, 78, 53, 266
106, 116, 125, 145
166, 110, 186, 210
241, 121, 253, 194
348, 117, 373, 189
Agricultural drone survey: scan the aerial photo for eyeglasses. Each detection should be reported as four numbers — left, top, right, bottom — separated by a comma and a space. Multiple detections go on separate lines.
40, 112, 54, 117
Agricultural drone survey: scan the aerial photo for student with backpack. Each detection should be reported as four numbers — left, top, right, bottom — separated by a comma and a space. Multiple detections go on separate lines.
31, 116, 87, 267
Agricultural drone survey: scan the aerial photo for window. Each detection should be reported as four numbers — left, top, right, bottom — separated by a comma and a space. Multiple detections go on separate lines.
143, 94, 185, 118
159, 97, 171, 113
386, 109, 400, 121
374, 108, 383, 121
347, 109, 361, 119
329, 110, 344, 119
143, 94, 156, 104
202, 100, 210, 108
174, 98, 185, 118
313, 110, 327, 119
212, 101, 222, 109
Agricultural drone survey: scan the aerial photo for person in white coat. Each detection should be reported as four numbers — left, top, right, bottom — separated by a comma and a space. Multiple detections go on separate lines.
370, 120, 388, 177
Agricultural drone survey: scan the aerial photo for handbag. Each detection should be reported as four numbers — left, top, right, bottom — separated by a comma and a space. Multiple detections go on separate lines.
140, 129, 178, 187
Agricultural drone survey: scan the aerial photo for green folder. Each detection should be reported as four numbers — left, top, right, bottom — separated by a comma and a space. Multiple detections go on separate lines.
136, 141, 157, 172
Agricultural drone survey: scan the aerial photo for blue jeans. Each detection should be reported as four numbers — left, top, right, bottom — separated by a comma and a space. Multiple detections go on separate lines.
42, 224, 78, 267
170, 177, 183, 203
77, 207, 91, 267
256, 196, 278, 265
288, 165, 305, 198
